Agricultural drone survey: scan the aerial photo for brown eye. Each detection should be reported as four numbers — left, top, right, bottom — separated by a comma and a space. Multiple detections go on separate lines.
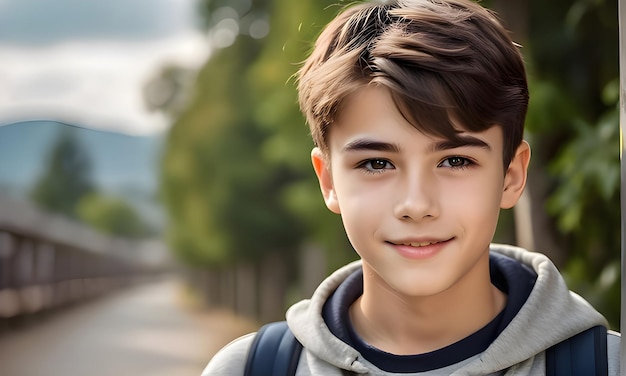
371, 159, 387, 169
439, 157, 472, 169
358, 158, 395, 173
448, 157, 465, 167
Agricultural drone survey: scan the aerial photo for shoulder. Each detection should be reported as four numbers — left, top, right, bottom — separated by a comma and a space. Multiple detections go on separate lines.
201, 332, 256, 376
607, 330, 620, 376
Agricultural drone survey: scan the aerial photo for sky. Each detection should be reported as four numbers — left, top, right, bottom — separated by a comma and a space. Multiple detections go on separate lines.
0, 0, 210, 135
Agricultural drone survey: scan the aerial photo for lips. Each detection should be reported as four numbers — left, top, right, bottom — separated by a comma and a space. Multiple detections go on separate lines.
386, 238, 453, 259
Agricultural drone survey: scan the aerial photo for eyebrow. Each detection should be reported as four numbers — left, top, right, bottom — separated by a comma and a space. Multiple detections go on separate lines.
342, 134, 491, 153
431, 135, 491, 152
342, 139, 400, 153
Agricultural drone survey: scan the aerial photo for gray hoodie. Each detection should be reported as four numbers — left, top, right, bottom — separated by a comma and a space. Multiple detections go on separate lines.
202, 244, 620, 375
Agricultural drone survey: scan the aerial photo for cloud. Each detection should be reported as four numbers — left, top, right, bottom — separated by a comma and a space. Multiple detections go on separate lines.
0, 0, 201, 46
0, 0, 209, 135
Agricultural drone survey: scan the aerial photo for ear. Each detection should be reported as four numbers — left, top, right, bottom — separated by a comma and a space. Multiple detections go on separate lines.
311, 147, 341, 214
500, 140, 531, 209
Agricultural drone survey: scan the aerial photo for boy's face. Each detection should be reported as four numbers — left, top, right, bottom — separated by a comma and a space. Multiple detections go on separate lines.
312, 86, 530, 299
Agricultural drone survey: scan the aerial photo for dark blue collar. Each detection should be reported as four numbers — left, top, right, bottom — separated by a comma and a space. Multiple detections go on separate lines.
322, 252, 537, 373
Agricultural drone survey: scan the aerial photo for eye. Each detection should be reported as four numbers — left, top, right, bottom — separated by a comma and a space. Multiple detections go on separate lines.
357, 158, 395, 173
439, 156, 472, 169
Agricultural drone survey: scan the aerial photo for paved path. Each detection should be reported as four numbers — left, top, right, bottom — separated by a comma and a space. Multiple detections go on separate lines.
0, 277, 257, 376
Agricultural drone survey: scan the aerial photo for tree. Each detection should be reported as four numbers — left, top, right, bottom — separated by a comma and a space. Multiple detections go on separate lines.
31, 128, 94, 218
157, 0, 354, 319
521, 0, 620, 326
77, 193, 155, 239
160, 0, 352, 269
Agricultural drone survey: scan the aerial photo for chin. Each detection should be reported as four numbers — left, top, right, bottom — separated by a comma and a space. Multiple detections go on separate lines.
387, 277, 452, 299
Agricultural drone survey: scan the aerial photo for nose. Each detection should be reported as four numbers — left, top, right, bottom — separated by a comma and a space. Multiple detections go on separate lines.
392, 171, 439, 221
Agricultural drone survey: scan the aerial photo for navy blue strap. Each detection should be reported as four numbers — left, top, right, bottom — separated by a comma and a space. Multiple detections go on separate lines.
545, 325, 608, 376
244, 321, 303, 376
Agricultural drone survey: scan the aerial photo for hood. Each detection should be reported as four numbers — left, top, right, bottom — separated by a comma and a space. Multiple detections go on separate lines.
286, 244, 607, 374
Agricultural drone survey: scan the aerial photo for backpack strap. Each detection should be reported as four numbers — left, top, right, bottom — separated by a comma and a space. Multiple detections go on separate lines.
244, 321, 303, 376
545, 325, 608, 376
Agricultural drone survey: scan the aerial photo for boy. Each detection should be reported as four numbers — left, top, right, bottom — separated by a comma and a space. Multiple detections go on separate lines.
203, 0, 620, 374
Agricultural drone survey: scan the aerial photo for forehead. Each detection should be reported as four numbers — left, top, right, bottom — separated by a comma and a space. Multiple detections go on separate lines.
334, 85, 409, 132
328, 85, 503, 152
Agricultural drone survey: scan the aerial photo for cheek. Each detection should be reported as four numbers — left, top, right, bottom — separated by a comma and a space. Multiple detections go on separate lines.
332, 169, 390, 211
337, 201, 378, 257
333, 177, 389, 240
337, 184, 390, 222
441, 175, 503, 217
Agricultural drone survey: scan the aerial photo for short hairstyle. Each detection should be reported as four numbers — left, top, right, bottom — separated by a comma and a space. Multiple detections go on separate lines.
297, 0, 528, 167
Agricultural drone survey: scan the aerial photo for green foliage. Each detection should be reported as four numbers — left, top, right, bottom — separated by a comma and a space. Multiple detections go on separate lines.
563, 258, 621, 328
524, 0, 620, 326
547, 100, 619, 234
77, 193, 155, 239
161, 0, 355, 268
246, 0, 355, 265
31, 129, 94, 218
30, 127, 157, 241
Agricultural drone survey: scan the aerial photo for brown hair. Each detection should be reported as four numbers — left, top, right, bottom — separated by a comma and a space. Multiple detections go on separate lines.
297, 0, 528, 167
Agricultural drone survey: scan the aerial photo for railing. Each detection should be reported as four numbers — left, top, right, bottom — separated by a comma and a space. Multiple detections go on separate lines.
0, 194, 170, 320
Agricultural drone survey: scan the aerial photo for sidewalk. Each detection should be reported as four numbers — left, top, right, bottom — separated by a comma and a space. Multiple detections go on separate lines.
0, 277, 258, 376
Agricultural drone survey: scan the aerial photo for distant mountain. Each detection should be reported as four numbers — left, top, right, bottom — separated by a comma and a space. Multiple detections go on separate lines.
0, 120, 166, 229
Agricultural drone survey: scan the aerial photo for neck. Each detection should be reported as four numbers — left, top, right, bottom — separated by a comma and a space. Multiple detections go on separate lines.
350, 260, 506, 355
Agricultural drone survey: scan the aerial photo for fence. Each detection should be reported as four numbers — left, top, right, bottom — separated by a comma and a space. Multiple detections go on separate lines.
0, 194, 170, 320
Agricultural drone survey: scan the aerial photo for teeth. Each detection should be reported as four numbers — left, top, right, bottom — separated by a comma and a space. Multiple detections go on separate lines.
402, 241, 437, 247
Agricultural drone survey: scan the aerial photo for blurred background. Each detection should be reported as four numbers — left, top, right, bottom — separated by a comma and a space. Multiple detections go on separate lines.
0, 0, 620, 375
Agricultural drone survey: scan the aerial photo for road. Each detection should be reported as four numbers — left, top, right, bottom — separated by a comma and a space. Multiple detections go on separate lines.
0, 277, 257, 376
